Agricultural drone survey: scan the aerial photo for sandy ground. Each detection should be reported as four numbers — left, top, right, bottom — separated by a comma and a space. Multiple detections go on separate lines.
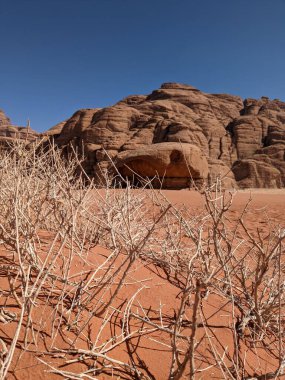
162, 188, 285, 207
1, 189, 285, 379
163, 189, 285, 225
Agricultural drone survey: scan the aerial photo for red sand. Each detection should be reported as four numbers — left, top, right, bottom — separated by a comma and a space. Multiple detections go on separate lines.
1, 189, 285, 379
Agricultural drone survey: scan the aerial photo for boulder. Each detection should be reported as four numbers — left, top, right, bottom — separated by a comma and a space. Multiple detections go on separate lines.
115, 142, 208, 188
232, 159, 282, 188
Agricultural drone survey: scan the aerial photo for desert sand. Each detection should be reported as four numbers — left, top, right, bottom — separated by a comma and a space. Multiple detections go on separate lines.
1, 188, 284, 379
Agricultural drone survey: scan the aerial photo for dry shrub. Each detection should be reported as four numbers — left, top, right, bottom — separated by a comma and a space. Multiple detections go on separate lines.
0, 141, 284, 379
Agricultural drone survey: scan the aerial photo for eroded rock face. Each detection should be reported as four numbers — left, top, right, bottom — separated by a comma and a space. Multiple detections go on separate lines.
0, 110, 38, 143
116, 142, 208, 188
0, 109, 11, 126
229, 97, 285, 187
232, 159, 282, 188
44, 83, 285, 188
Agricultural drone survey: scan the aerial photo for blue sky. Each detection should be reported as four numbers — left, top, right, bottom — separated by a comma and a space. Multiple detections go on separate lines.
0, 0, 284, 132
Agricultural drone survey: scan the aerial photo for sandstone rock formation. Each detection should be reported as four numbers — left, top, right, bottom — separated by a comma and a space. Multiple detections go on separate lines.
116, 142, 209, 188
1, 83, 284, 189
47, 83, 285, 188
0, 109, 38, 144
0, 109, 11, 126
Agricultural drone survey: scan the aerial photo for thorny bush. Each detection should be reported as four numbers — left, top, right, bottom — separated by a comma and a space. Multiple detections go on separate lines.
0, 141, 284, 380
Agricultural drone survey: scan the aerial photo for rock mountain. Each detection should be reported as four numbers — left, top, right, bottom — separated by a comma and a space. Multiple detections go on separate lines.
3, 83, 285, 188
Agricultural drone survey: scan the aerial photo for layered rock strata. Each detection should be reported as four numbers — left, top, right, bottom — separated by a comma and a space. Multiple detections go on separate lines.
47, 83, 285, 188
2, 83, 285, 189
0, 109, 38, 143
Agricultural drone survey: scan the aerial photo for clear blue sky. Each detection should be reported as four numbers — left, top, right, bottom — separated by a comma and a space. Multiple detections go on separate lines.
0, 0, 284, 132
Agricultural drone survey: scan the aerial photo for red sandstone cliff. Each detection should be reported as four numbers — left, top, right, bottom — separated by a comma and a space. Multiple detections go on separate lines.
46, 83, 285, 188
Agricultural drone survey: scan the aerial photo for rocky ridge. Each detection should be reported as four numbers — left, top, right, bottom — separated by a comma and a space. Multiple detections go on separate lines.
46, 83, 285, 188
2, 83, 285, 188
0, 109, 38, 143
